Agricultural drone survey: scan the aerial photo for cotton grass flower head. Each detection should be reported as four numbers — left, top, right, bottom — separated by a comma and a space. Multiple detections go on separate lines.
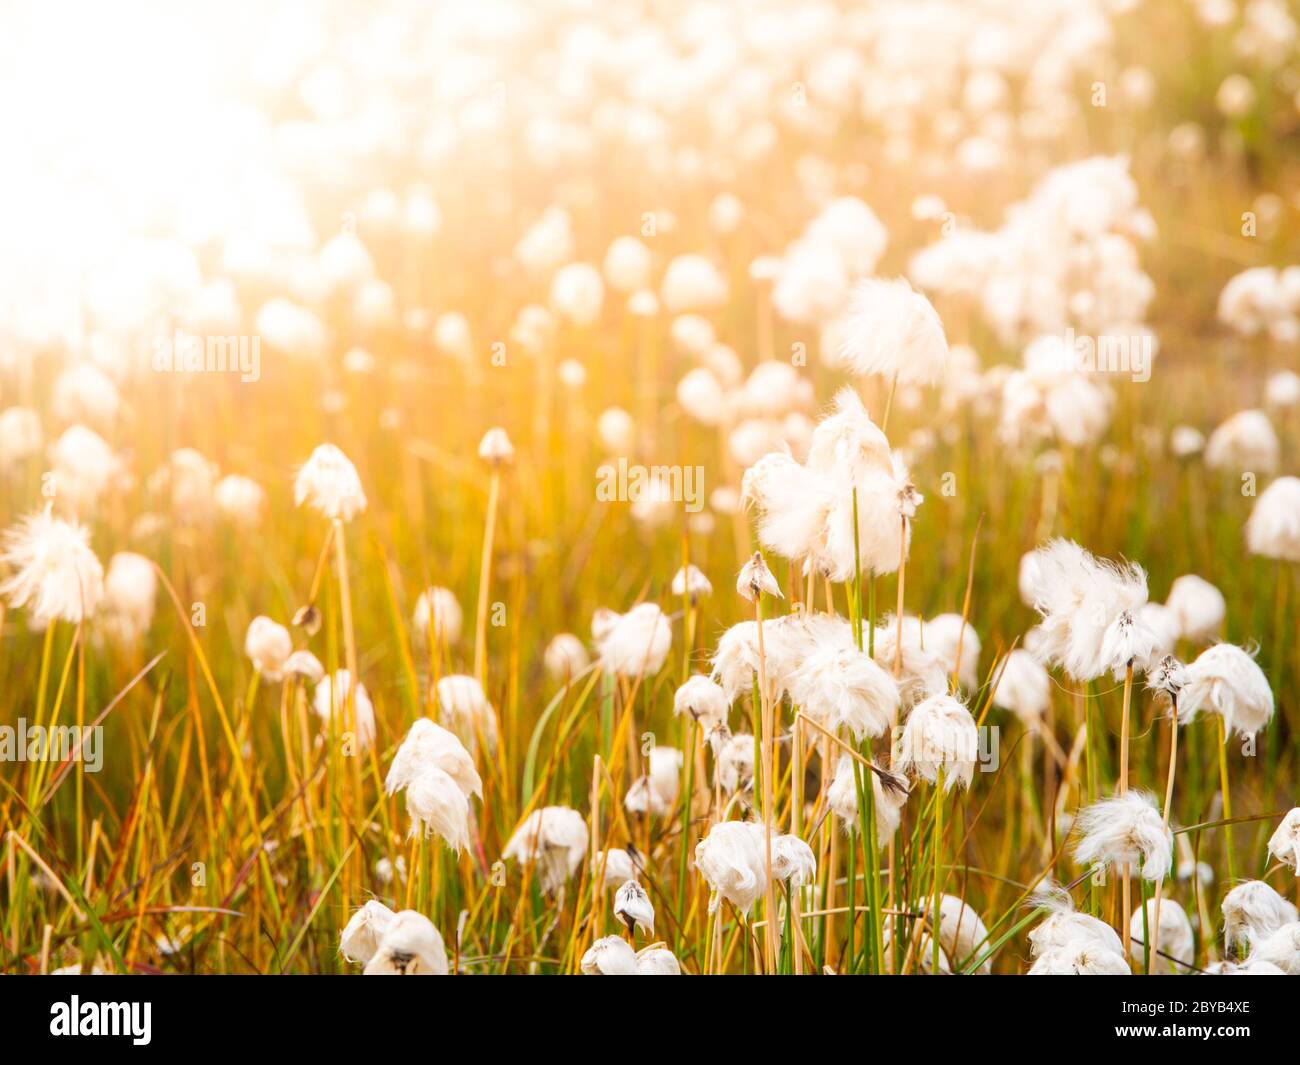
921, 613, 981, 691
1028, 539, 1154, 680
340, 900, 395, 965
990, 648, 1052, 726
1145, 654, 1188, 703
736, 551, 781, 602
412, 586, 463, 646
213, 474, 265, 528
283, 650, 324, 683
1027, 882, 1125, 961
1267, 808, 1300, 875
613, 879, 654, 936
770, 832, 817, 887
788, 644, 899, 741
1221, 880, 1298, 953
544, 633, 590, 681
100, 552, 157, 648
435, 674, 500, 753
660, 253, 727, 314
593, 848, 637, 887
1177, 643, 1274, 739
936, 895, 992, 975
1129, 897, 1194, 973
595, 603, 672, 677
0, 407, 42, 469
580, 935, 638, 975
244, 616, 292, 680
1247, 922, 1300, 974
49, 425, 119, 513
1, 508, 104, 625
477, 426, 515, 466
895, 693, 978, 792
836, 278, 948, 385
633, 946, 681, 975
674, 675, 728, 728
1028, 937, 1131, 975
694, 820, 767, 914
1203, 409, 1279, 475
1245, 476, 1300, 562
362, 910, 448, 975
295, 443, 367, 521
313, 670, 376, 750
1073, 791, 1173, 880
1164, 574, 1226, 642
826, 756, 906, 846
503, 806, 589, 895
403, 767, 471, 852
871, 617, 949, 709
549, 262, 604, 326
385, 719, 482, 801
671, 563, 712, 602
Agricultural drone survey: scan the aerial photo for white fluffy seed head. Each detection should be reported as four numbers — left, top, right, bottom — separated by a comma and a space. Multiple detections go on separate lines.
1245, 476, 1300, 562
405, 767, 471, 852
613, 879, 655, 935
1267, 808, 1300, 875
244, 616, 292, 680
836, 278, 949, 385
1164, 574, 1226, 643
362, 910, 448, 975
594, 603, 672, 677
313, 670, 376, 750
0, 508, 104, 625
1177, 643, 1274, 739
1221, 880, 1299, 953
477, 426, 515, 465
435, 674, 499, 754
788, 645, 899, 741
1129, 897, 1194, 973
1204, 409, 1279, 475
895, 693, 978, 792
990, 648, 1052, 726
544, 632, 590, 681
503, 806, 589, 895
294, 443, 367, 522
673, 674, 729, 729
1072, 791, 1172, 881
412, 586, 463, 645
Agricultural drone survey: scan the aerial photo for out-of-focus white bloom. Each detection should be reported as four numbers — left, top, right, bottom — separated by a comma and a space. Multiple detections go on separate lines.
592, 848, 637, 887
49, 425, 120, 513
214, 475, 265, 528
660, 254, 727, 314
788, 645, 899, 741
671, 564, 712, 602
435, 674, 499, 753
990, 648, 1052, 726
0, 407, 43, 469
1204, 409, 1279, 475
283, 650, 324, 683
413, 587, 463, 646
676, 367, 727, 426
1073, 791, 1172, 880
594, 603, 672, 677
433, 311, 474, 362
1267, 808, 1300, 874
550, 262, 605, 326
503, 806, 589, 894
1216, 73, 1256, 118
922, 613, 982, 691
340, 900, 395, 964
603, 236, 652, 292
736, 551, 781, 602
1, 509, 103, 625
245, 616, 292, 680
715, 730, 755, 794
544, 633, 590, 681
613, 879, 654, 935
936, 895, 992, 975
896, 693, 978, 792
515, 206, 574, 275
1246, 476, 1300, 562
836, 278, 948, 385
1170, 425, 1205, 458
477, 426, 515, 465
363, 910, 448, 975
1222, 881, 1298, 953
295, 444, 367, 521
596, 407, 635, 453
52, 362, 119, 427
633, 946, 681, 975
1129, 898, 1194, 973
1266, 369, 1300, 408
313, 670, 376, 749
1164, 574, 1226, 642
1178, 643, 1274, 739
256, 298, 326, 358
101, 552, 157, 648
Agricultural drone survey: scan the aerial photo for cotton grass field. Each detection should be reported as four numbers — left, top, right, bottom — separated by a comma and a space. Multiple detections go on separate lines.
2, 0, 1300, 979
